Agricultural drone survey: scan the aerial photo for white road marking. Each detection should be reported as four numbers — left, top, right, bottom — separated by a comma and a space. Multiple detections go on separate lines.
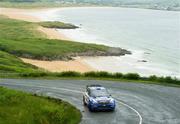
116, 98, 143, 124
0, 82, 143, 124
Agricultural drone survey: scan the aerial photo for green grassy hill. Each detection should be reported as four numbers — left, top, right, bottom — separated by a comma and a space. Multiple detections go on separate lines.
0, 51, 39, 73
0, 86, 81, 124
0, 16, 45, 40
0, 16, 127, 61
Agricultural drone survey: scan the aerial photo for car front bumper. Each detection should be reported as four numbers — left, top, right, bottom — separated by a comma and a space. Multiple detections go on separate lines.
90, 103, 115, 111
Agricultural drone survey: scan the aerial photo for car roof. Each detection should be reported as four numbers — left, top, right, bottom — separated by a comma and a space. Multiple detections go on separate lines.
89, 87, 106, 91
86, 85, 106, 91
86, 84, 102, 88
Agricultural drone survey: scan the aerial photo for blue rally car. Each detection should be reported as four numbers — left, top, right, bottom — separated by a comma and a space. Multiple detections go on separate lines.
83, 85, 115, 111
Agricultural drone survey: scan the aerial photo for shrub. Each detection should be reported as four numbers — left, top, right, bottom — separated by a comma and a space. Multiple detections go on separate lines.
84, 71, 112, 78
56, 71, 81, 77
156, 76, 165, 83
84, 71, 97, 77
149, 75, 158, 81
19, 72, 48, 77
123, 73, 140, 80
164, 76, 175, 83
113, 72, 123, 78
96, 71, 113, 78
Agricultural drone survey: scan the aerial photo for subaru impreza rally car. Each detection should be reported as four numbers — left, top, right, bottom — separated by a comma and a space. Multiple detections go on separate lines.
83, 85, 115, 111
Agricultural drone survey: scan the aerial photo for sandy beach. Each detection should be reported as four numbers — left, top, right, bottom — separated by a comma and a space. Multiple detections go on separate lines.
0, 7, 95, 72
0, 8, 69, 40
21, 58, 94, 73
0, 8, 41, 22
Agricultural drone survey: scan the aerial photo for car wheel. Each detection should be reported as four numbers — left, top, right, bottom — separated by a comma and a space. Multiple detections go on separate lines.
111, 108, 115, 112
83, 96, 87, 106
89, 106, 94, 112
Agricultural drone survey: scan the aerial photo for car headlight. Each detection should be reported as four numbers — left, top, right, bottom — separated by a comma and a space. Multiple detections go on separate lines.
110, 99, 115, 104
90, 99, 97, 104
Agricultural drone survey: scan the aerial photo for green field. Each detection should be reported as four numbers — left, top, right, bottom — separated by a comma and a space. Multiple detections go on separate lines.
0, 86, 81, 124
0, 16, 44, 40
0, 16, 113, 61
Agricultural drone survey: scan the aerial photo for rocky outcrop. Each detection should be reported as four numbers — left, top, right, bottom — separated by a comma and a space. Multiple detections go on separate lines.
15, 47, 131, 61
66, 47, 131, 60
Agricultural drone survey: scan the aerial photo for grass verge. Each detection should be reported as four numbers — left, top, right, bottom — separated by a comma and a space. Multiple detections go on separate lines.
0, 86, 81, 124
1, 71, 179, 87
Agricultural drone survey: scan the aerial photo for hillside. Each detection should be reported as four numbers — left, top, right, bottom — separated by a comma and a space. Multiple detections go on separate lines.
0, 51, 39, 73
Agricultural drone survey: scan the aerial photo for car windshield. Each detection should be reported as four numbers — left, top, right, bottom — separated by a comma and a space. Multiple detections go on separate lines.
90, 88, 109, 97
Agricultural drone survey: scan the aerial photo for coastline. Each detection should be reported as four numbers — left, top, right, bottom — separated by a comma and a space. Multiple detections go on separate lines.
0, 8, 41, 22
0, 7, 70, 40
0, 7, 95, 72
1, 7, 179, 78
44, 7, 179, 78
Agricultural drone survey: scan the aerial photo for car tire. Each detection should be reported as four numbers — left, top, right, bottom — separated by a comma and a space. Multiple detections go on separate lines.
83, 96, 87, 106
89, 106, 94, 112
111, 108, 115, 112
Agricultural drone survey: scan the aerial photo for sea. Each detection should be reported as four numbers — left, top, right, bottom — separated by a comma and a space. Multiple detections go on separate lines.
34, 7, 180, 78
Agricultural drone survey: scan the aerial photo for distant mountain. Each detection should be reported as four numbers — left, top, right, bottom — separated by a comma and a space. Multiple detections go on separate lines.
0, 0, 179, 11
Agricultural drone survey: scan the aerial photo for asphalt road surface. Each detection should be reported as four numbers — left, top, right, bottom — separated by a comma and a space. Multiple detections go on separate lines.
0, 79, 180, 124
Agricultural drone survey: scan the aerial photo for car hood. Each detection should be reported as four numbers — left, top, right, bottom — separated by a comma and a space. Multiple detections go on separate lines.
93, 96, 113, 102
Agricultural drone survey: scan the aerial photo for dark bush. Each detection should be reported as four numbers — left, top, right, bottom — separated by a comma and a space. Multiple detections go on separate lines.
19, 72, 48, 77
84, 71, 112, 78
123, 73, 140, 80
164, 76, 175, 83
149, 75, 158, 81
113, 72, 123, 78
56, 71, 81, 77
17, 71, 180, 85
156, 76, 165, 83
84, 71, 98, 77
96, 71, 113, 78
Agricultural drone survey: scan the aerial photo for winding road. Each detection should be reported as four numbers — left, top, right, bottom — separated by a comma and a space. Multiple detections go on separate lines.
0, 79, 180, 124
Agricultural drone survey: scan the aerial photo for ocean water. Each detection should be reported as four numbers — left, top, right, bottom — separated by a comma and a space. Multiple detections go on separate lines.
36, 7, 180, 77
